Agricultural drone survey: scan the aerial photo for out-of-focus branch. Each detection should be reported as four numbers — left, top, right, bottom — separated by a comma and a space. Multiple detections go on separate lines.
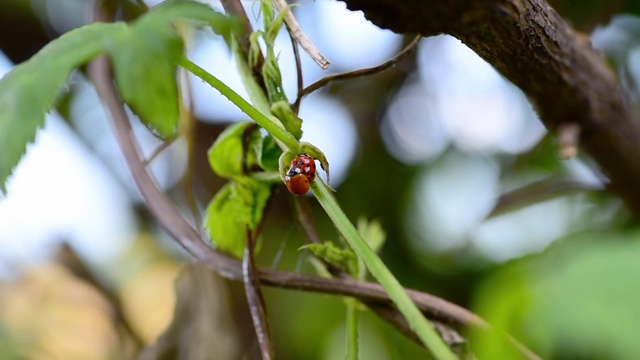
296, 34, 421, 103
339, 0, 640, 218
55, 243, 144, 351
488, 178, 603, 218
289, 30, 304, 114
243, 231, 273, 360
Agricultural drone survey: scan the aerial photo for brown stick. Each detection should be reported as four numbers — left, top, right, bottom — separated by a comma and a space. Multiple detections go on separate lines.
243, 230, 273, 360
296, 34, 421, 102
289, 30, 304, 114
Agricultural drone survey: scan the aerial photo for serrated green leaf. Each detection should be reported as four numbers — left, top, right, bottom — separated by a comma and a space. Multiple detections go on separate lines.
208, 121, 256, 178
472, 232, 640, 359
105, 0, 238, 139
0, 22, 126, 192
205, 178, 271, 258
0, 0, 239, 192
108, 28, 181, 138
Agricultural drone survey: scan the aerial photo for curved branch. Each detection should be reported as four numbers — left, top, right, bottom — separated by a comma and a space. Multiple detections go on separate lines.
340, 0, 640, 217
296, 34, 421, 102
487, 178, 603, 218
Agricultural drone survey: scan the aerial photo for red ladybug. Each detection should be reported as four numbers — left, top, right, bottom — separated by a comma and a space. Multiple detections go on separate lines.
285, 154, 316, 196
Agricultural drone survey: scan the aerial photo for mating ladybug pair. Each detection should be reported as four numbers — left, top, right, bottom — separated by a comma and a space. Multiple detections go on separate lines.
284, 153, 316, 196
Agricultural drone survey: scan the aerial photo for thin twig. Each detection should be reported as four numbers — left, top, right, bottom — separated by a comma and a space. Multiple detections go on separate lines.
89, 54, 540, 359
178, 57, 202, 229
487, 178, 603, 219
241, 121, 273, 359
90, 56, 240, 277
143, 140, 172, 166
295, 34, 421, 103
55, 243, 144, 352
292, 197, 322, 244
289, 30, 304, 114
244, 230, 273, 360
273, 0, 330, 70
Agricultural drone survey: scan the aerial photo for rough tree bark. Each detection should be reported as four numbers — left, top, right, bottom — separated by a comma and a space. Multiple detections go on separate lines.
340, 0, 640, 217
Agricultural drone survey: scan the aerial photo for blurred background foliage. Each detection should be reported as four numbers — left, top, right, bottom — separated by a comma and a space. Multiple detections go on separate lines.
2, 0, 640, 359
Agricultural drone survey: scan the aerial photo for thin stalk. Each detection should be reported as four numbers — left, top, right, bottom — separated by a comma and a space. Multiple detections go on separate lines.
230, 37, 272, 115
178, 56, 299, 152
310, 178, 457, 360
296, 34, 421, 102
244, 231, 273, 360
345, 297, 359, 360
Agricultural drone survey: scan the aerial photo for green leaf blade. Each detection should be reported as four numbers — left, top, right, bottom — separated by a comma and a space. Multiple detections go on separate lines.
205, 178, 271, 259
108, 28, 182, 138
0, 22, 125, 192
106, 0, 239, 139
207, 121, 253, 178
259, 135, 282, 171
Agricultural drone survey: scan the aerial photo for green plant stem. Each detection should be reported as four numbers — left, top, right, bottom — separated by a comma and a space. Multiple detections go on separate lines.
230, 37, 272, 115
177, 56, 299, 152
345, 297, 359, 360
311, 178, 457, 360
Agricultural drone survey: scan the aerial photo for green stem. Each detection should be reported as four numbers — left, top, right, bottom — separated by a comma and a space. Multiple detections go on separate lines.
311, 178, 457, 360
345, 298, 359, 360
230, 37, 272, 115
177, 56, 299, 152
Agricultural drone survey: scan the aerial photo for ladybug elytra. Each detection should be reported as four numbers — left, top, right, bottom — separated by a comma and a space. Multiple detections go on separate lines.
284, 154, 316, 196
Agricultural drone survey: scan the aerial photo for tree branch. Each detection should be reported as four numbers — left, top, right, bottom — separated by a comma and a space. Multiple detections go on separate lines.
340, 0, 640, 217
243, 230, 273, 360
487, 177, 603, 218
296, 34, 421, 103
